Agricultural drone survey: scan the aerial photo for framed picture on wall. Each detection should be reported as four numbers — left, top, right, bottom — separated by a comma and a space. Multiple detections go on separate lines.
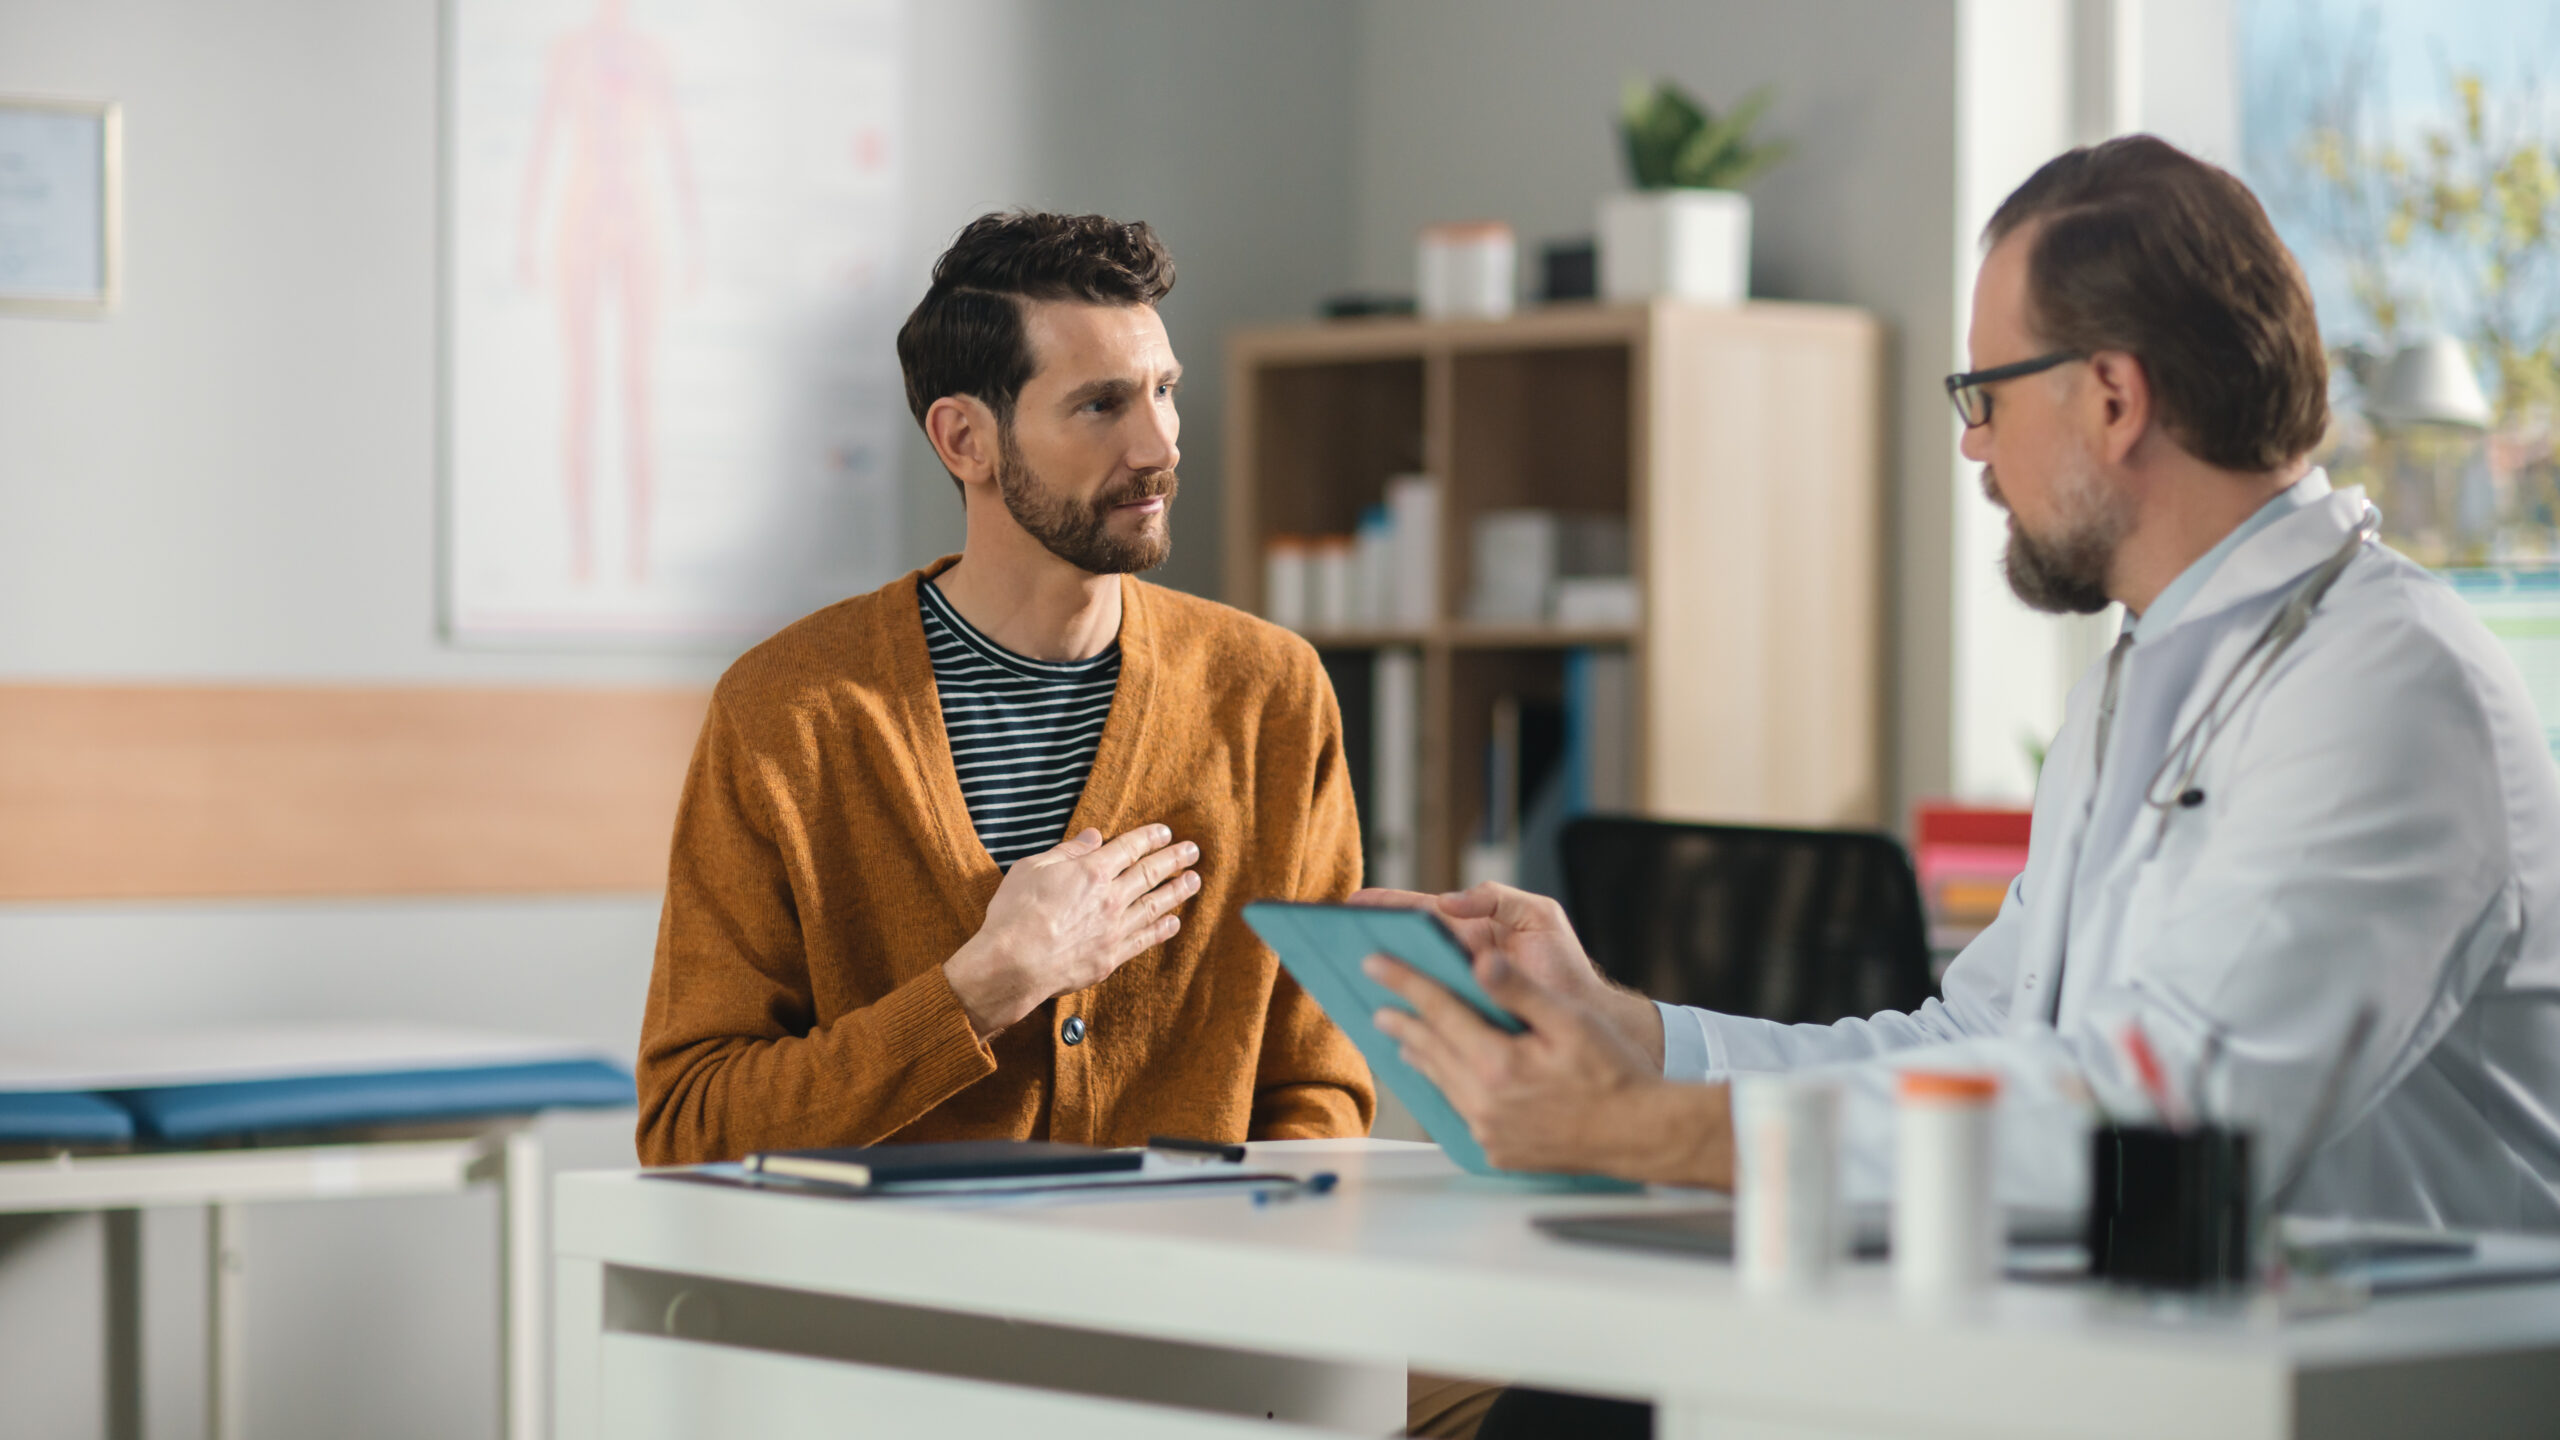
440, 0, 909, 645
0, 94, 121, 319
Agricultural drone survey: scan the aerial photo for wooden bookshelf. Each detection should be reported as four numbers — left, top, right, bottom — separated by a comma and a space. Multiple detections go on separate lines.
1226, 301, 1885, 891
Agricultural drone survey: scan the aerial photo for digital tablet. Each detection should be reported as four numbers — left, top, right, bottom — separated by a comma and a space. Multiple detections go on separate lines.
1241, 899, 1633, 1189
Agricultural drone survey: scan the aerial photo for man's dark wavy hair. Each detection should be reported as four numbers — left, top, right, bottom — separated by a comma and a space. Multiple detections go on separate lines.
896, 211, 1177, 476
1986, 135, 2328, 472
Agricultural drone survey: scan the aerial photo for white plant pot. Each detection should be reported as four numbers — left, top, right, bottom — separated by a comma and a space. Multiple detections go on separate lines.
1597, 189, 1752, 305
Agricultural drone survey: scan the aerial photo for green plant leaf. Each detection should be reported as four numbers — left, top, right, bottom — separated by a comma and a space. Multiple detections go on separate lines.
1671, 85, 1776, 188
1618, 77, 1709, 189
1716, 136, 1792, 191
1617, 77, 1788, 190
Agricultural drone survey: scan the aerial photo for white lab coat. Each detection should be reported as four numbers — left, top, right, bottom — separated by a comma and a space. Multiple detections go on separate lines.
1664, 474, 2560, 1229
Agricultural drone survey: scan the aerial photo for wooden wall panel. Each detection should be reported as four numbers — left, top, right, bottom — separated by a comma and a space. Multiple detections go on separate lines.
0, 685, 711, 900
1644, 303, 1885, 828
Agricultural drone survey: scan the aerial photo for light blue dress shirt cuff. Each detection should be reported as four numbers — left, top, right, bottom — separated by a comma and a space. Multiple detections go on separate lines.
1657, 1001, 1716, 1082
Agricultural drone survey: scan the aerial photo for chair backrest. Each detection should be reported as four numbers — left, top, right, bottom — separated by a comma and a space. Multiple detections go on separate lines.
1559, 816, 1936, 1025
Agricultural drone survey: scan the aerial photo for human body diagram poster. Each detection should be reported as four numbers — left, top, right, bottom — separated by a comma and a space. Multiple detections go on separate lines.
445, 0, 905, 642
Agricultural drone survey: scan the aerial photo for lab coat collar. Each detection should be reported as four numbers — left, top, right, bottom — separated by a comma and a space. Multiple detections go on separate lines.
2128, 470, 2368, 644
2131, 473, 2326, 642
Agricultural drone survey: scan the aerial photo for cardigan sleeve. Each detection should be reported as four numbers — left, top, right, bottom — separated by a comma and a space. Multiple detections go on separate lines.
634, 692, 997, 1166
1246, 668, 1379, 1139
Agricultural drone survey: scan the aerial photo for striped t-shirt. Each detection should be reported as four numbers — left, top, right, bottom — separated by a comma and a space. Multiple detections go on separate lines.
919, 579, 1122, 868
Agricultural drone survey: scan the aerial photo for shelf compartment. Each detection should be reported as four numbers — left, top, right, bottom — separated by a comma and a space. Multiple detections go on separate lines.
1228, 357, 1425, 616
1446, 345, 1633, 627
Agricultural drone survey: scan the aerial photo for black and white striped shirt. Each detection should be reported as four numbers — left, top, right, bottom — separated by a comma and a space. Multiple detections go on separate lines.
919, 579, 1122, 868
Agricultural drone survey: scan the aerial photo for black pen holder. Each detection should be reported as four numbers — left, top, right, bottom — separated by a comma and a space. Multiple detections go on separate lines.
2086, 1125, 2253, 1289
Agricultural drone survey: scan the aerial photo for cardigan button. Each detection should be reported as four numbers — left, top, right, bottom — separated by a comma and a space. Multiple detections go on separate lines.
1061, 1016, 1086, 1046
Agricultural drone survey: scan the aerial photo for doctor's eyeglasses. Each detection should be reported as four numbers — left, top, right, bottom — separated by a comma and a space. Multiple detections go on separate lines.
1945, 349, 2085, 428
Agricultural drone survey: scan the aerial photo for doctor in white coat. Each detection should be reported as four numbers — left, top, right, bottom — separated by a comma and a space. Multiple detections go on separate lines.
1365, 135, 2560, 1233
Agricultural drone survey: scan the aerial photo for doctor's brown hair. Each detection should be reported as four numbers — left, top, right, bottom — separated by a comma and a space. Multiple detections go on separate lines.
1985, 135, 2328, 473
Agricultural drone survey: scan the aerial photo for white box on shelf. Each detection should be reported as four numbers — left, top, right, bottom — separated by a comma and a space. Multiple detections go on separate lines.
1467, 510, 1559, 623
1263, 538, 1309, 629
1386, 475, 1442, 626
1311, 537, 1356, 631
1416, 221, 1517, 320
1554, 576, 1641, 628
1598, 189, 1751, 305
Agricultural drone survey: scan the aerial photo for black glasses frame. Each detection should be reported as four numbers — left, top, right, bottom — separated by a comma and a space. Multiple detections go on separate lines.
1945, 349, 2083, 428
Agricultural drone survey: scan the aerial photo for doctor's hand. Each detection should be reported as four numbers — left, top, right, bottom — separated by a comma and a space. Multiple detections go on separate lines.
944, 825, 1200, 1040
1350, 883, 1665, 1065
1366, 950, 1733, 1188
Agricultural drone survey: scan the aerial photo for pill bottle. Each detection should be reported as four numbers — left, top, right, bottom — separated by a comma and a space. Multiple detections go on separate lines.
1894, 1070, 2000, 1304
1734, 1073, 1844, 1294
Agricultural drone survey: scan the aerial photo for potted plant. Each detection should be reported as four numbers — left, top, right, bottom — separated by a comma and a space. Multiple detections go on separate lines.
1599, 79, 1788, 306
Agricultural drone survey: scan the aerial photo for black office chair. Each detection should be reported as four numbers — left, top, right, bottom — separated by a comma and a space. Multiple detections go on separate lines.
1558, 816, 1936, 1025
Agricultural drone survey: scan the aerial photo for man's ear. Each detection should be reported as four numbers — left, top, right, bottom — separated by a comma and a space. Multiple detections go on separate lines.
924, 395, 1002, 490
2084, 349, 2153, 465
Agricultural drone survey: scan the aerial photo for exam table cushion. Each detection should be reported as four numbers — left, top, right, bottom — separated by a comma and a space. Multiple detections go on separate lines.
0, 1089, 138, 1145
109, 1058, 637, 1142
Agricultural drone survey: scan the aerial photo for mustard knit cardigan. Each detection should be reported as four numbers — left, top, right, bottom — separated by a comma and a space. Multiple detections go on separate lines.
635, 560, 1376, 1164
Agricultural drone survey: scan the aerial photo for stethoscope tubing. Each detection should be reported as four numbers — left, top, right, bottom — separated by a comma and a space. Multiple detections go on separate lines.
2140, 509, 2383, 844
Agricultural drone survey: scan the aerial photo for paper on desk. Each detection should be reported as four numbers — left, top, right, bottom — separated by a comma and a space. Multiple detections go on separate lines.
0, 1022, 614, 1092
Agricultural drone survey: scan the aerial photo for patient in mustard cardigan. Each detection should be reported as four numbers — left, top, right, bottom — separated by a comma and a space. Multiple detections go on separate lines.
634, 212, 1375, 1166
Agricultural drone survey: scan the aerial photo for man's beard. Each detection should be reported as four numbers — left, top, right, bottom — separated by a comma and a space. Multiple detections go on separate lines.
995, 431, 1178, 576
1988, 445, 2131, 615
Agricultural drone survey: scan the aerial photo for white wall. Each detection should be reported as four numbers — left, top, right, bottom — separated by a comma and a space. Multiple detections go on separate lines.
1949, 0, 2081, 802
0, 2, 1354, 1436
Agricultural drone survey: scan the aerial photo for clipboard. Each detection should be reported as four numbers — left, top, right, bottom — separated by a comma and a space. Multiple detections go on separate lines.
1242, 900, 1635, 1190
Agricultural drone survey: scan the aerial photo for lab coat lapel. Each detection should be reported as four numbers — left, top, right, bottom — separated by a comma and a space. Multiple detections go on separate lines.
2095, 488, 2374, 863
2005, 656, 2110, 1033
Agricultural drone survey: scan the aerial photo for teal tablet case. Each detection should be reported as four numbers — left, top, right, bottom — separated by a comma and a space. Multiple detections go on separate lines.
1242, 900, 1636, 1189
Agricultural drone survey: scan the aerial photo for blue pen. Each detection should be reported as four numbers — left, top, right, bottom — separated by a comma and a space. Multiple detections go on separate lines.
1253, 1171, 1339, 1206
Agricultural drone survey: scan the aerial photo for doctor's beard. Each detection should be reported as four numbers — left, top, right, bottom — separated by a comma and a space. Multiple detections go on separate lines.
1986, 444, 2133, 615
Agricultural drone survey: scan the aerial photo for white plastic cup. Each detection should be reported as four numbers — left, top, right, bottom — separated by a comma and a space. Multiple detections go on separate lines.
1263, 537, 1310, 630
1311, 537, 1356, 631
1734, 1073, 1844, 1294
1893, 1070, 2001, 1305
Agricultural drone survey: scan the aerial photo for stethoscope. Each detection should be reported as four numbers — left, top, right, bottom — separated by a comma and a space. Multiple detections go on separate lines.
2138, 507, 2382, 843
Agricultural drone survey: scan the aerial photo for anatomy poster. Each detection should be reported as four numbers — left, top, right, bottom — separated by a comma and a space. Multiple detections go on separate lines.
445, 0, 905, 642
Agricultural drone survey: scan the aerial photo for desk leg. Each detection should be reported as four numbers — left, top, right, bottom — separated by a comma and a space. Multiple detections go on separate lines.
553, 1255, 604, 1440
103, 1208, 143, 1440
206, 1202, 247, 1440
499, 1128, 547, 1440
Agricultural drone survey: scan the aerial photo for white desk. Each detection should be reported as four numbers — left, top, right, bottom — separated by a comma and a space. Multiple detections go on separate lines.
1, 1126, 547, 1440
553, 1140, 2560, 1440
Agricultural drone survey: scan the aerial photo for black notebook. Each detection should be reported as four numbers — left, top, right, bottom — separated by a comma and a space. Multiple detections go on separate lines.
740, 1140, 1141, 1190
